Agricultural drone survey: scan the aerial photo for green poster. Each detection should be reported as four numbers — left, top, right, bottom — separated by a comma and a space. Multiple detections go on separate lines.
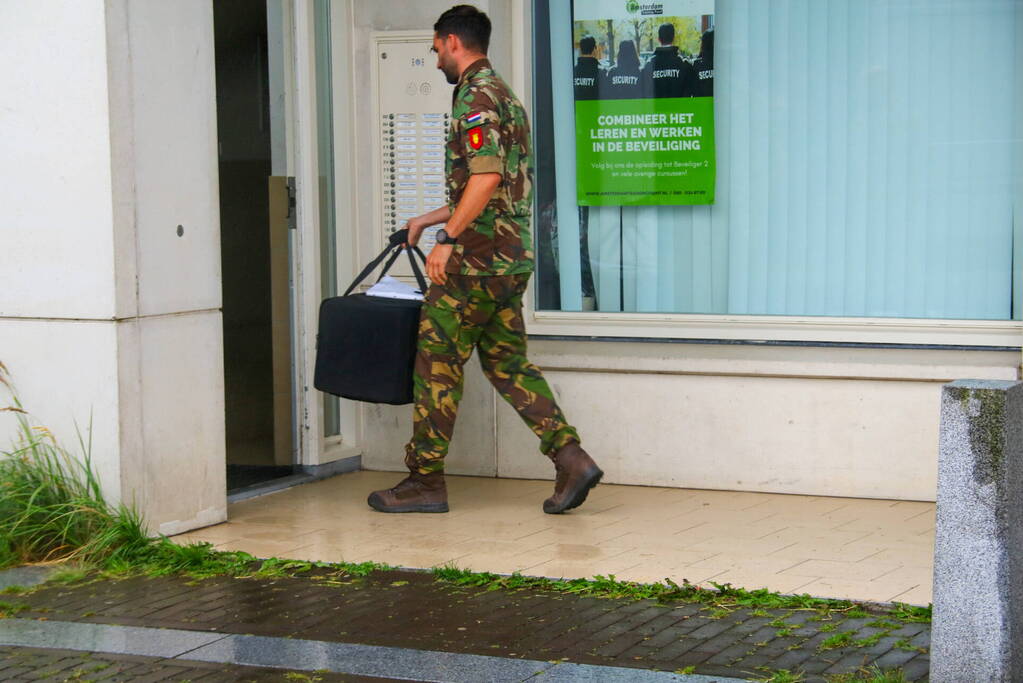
572, 0, 716, 206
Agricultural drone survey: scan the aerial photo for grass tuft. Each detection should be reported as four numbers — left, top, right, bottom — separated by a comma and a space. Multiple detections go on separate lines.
1, 366, 140, 569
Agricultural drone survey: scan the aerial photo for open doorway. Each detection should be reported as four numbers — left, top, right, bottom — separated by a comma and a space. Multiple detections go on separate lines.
213, 0, 295, 494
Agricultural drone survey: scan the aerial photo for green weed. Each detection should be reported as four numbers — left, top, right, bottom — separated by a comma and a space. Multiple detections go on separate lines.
0, 364, 144, 570
819, 632, 855, 650
753, 670, 805, 682
865, 618, 901, 630
893, 638, 927, 654
853, 632, 885, 648
889, 602, 931, 623
825, 665, 908, 682
0, 600, 29, 618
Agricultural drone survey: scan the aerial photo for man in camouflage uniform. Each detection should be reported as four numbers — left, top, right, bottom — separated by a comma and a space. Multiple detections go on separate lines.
368, 5, 603, 515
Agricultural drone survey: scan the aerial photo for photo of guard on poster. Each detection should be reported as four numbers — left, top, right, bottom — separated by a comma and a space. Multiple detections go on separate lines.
572, 0, 715, 206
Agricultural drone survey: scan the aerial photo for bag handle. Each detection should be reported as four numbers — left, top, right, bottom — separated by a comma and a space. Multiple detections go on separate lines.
342, 229, 429, 297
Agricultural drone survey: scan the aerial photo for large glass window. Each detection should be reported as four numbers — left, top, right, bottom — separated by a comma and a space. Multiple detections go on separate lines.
533, 0, 1022, 321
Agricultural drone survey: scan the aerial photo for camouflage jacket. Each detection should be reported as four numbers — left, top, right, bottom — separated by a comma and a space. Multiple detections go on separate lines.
445, 59, 534, 276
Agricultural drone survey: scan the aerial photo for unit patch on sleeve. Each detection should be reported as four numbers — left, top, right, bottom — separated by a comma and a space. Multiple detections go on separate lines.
468, 127, 484, 150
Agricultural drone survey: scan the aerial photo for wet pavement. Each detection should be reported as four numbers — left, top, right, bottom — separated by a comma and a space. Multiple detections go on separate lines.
174, 471, 936, 607
0, 567, 929, 681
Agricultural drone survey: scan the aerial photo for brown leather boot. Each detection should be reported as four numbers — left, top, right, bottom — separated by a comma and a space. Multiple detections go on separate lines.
543, 442, 603, 514
367, 471, 449, 513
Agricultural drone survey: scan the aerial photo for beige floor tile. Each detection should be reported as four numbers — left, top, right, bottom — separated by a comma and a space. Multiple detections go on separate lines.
685, 535, 799, 556
888, 501, 935, 516
662, 506, 780, 527
859, 547, 933, 566
867, 575, 928, 604
602, 534, 718, 559
613, 564, 725, 586
516, 524, 636, 547
684, 553, 805, 574
629, 549, 722, 568
757, 527, 873, 547
442, 520, 553, 542
444, 539, 555, 561
524, 558, 645, 581
835, 508, 936, 534
391, 533, 480, 551
282, 544, 348, 564
534, 542, 636, 563
211, 472, 930, 604
453, 553, 546, 574
767, 538, 888, 563
844, 529, 935, 548
213, 538, 324, 559
865, 565, 934, 586
175, 522, 325, 545
707, 570, 819, 595
676, 489, 780, 511
793, 577, 893, 603
671, 521, 791, 542
742, 495, 849, 516
888, 584, 932, 606
742, 513, 850, 531
592, 484, 679, 502
780, 559, 904, 581
372, 547, 470, 569
287, 542, 397, 564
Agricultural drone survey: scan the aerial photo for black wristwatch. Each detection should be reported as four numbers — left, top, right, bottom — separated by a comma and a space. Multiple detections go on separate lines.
435, 228, 458, 245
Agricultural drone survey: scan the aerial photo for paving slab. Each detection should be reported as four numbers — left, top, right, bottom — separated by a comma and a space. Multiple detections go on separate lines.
0, 645, 400, 682
0, 565, 59, 591
0, 618, 226, 658
0, 568, 929, 681
0, 620, 741, 682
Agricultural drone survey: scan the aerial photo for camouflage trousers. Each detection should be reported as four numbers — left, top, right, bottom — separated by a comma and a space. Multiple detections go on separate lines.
405, 273, 580, 474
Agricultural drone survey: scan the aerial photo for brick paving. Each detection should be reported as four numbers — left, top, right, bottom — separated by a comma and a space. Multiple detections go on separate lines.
1, 569, 929, 681
0, 645, 403, 682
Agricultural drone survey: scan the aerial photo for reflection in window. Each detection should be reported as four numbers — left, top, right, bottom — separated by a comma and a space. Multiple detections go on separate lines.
534, 0, 1021, 321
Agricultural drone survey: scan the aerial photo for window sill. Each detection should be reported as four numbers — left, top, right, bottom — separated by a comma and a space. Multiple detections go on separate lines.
527, 310, 1023, 349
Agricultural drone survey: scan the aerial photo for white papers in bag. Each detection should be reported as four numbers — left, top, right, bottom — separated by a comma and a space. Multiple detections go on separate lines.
365, 275, 424, 301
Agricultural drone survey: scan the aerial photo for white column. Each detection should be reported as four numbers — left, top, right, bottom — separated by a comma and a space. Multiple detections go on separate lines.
0, 0, 227, 535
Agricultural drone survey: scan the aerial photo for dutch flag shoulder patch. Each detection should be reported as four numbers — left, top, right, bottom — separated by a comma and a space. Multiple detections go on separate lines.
465, 112, 483, 127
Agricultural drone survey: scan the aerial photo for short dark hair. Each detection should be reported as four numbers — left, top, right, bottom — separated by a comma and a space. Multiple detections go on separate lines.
434, 5, 491, 54
579, 35, 596, 55
658, 23, 675, 44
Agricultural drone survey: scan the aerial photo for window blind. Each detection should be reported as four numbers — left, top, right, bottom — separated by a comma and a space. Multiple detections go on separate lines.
544, 0, 1020, 320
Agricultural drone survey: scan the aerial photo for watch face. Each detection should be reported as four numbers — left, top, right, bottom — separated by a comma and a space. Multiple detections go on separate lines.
437, 229, 449, 243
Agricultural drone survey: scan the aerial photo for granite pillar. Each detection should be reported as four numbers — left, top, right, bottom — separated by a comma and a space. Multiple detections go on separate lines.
931, 380, 1023, 683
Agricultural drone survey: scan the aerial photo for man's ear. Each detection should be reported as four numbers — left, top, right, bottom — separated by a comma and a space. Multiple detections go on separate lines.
445, 31, 463, 55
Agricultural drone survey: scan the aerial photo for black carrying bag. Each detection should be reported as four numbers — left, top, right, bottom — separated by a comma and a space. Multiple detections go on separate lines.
314, 230, 429, 405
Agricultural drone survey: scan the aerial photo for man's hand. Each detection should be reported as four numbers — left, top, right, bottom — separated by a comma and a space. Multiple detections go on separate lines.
405, 216, 428, 247
426, 244, 455, 285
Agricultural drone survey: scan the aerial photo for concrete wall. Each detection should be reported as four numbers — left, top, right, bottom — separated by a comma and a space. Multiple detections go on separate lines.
0, 0, 226, 535
498, 343, 1019, 501
363, 335, 1018, 501
1, 0, 124, 497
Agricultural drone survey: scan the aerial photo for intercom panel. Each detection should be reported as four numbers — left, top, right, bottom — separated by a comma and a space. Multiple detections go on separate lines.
372, 32, 454, 278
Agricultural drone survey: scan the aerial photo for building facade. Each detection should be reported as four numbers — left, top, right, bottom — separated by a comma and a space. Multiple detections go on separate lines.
2, 0, 1020, 534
